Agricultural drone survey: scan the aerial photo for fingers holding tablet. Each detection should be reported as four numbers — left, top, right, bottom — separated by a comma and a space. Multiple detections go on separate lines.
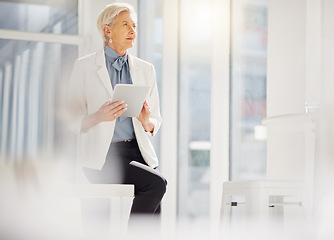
82, 100, 128, 131
96, 100, 127, 122
109, 100, 127, 120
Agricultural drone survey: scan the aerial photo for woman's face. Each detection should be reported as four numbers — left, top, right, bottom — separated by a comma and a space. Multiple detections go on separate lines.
109, 11, 136, 54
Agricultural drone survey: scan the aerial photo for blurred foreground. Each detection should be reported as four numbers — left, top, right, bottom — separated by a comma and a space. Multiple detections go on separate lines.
0, 160, 333, 240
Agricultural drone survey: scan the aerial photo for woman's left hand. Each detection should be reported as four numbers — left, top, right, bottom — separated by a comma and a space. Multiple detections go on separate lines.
137, 100, 151, 124
137, 100, 154, 133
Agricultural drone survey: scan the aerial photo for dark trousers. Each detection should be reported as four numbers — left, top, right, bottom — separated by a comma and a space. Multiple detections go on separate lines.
82, 139, 167, 215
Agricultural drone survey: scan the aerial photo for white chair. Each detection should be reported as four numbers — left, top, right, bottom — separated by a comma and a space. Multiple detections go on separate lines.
221, 180, 304, 223
68, 183, 134, 239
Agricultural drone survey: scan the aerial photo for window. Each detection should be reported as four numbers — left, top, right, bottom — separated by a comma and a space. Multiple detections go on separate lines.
0, 1, 77, 34
0, 0, 79, 161
178, 0, 212, 220
0, 39, 78, 160
230, 0, 268, 180
176, 0, 268, 223
138, 0, 163, 158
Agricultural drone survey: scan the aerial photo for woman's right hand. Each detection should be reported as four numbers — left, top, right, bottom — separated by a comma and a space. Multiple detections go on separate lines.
95, 99, 127, 122
81, 100, 127, 131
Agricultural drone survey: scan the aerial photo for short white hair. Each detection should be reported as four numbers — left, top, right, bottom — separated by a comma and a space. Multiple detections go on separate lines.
97, 3, 137, 46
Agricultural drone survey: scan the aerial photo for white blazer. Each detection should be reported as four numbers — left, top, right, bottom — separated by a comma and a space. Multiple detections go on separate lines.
68, 48, 162, 170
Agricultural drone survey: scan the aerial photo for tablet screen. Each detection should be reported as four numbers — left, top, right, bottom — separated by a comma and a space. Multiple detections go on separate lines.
111, 84, 150, 117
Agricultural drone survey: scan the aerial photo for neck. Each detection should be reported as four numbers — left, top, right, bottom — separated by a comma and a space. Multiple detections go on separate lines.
107, 43, 127, 56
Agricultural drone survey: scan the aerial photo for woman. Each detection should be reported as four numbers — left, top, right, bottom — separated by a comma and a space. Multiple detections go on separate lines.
68, 3, 166, 218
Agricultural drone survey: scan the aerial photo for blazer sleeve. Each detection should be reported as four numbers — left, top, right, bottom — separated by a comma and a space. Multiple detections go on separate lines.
67, 59, 88, 135
146, 64, 162, 137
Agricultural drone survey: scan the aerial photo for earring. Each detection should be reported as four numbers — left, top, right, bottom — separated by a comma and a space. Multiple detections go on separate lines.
109, 38, 112, 43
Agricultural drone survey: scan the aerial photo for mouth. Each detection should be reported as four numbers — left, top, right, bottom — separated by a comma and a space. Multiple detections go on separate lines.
126, 38, 134, 41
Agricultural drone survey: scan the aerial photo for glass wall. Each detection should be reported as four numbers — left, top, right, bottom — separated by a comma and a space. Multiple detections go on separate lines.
230, 0, 268, 180
0, 0, 79, 163
0, 0, 78, 34
0, 39, 78, 161
138, 0, 163, 159
177, 0, 268, 222
178, 0, 212, 220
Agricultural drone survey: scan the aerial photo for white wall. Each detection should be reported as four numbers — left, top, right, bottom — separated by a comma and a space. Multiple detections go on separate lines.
266, 0, 334, 221
267, 0, 306, 118
266, 0, 307, 181
313, 0, 334, 216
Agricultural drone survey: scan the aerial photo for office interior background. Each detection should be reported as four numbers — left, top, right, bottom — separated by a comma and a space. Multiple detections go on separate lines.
0, 0, 333, 239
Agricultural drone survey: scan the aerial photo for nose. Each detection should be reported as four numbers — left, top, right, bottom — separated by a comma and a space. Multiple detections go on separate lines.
130, 26, 136, 33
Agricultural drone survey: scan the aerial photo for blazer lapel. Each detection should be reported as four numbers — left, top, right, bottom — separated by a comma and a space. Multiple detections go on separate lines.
96, 49, 113, 97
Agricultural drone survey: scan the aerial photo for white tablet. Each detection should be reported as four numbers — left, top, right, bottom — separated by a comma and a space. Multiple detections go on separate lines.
111, 84, 150, 117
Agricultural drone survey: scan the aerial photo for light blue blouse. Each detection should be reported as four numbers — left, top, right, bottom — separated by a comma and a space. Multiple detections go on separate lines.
104, 45, 135, 141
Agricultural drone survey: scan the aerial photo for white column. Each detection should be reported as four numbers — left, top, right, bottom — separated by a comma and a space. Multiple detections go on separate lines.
210, 0, 230, 228
27, 43, 45, 159
160, 0, 179, 236
9, 55, 22, 159
16, 49, 30, 159
1, 64, 12, 160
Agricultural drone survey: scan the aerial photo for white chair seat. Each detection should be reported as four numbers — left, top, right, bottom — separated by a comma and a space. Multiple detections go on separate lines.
71, 183, 134, 198
65, 183, 134, 239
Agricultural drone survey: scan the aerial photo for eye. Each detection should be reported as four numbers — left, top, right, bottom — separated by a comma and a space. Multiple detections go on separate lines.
124, 23, 128, 26
133, 25, 136, 29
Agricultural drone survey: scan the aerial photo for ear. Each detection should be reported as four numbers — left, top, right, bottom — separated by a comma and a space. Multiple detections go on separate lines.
103, 25, 111, 36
